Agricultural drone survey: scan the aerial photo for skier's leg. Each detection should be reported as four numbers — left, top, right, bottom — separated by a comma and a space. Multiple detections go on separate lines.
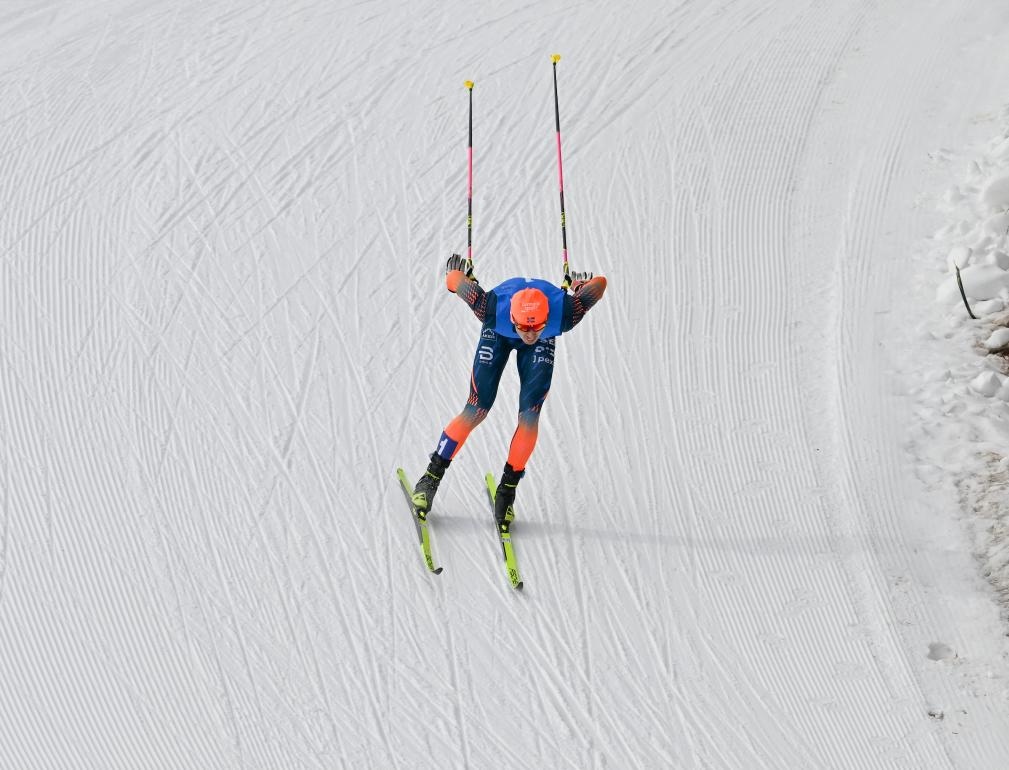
507, 337, 556, 471
495, 338, 555, 525
416, 332, 511, 513
434, 329, 511, 461
437, 389, 490, 462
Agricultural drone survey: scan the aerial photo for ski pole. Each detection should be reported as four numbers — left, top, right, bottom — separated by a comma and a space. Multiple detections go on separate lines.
551, 54, 571, 289
465, 80, 475, 275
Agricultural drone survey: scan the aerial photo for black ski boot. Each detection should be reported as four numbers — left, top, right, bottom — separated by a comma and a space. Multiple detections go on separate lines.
494, 463, 524, 531
412, 453, 450, 519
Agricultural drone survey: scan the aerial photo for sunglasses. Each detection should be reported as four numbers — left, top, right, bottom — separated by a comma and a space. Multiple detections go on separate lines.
514, 320, 547, 334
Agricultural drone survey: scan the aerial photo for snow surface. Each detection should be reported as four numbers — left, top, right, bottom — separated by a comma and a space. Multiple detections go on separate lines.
3, 1, 1009, 768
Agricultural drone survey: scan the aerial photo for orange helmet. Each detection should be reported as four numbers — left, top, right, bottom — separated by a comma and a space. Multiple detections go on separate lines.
510, 287, 549, 331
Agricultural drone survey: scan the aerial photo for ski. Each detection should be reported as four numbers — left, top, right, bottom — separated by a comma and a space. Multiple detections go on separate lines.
396, 468, 443, 575
485, 473, 523, 590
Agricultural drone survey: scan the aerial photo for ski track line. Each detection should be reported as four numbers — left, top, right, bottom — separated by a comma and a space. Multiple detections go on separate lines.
500, 614, 611, 768
395, 601, 479, 766
7, 59, 180, 770
469, 548, 584, 753
560, 519, 601, 769
603, 561, 693, 767
197, 275, 374, 754
490, 544, 647, 767
665, 68, 798, 770
250, 317, 362, 762
818, 10, 974, 762
0, 448, 9, 610
259, 293, 403, 759
442, 606, 474, 768
175, 410, 283, 766
722, 21, 882, 769
138, 440, 256, 762
444, 602, 571, 767
15, 15, 156, 768
645, 3, 933, 767
129, 191, 318, 766
101, 6, 385, 766
836, 129, 913, 684
94, 308, 244, 766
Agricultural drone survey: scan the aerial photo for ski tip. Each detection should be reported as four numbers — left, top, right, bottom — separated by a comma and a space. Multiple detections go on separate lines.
464, 80, 474, 90
433, 567, 444, 575
516, 582, 524, 590
551, 53, 561, 64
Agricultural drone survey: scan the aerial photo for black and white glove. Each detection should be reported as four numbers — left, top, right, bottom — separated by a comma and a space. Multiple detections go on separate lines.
445, 253, 477, 283
568, 270, 593, 292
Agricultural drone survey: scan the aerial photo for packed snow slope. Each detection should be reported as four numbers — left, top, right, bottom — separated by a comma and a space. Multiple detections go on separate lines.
3, 1, 1009, 768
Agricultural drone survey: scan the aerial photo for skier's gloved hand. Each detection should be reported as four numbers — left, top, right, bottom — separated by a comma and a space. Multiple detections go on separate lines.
569, 270, 594, 292
445, 253, 478, 294
445, 253, 477, 282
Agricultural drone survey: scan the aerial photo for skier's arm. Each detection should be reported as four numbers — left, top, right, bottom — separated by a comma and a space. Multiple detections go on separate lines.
561, 274, 607, 332
445, 254, 489, 322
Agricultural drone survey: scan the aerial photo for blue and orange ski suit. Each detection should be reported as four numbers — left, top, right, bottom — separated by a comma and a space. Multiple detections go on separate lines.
432, 269, 608, 472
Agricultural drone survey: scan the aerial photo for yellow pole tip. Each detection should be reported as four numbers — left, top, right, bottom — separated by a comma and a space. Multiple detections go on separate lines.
551, 54, 561, 63
464, 80, 474, 89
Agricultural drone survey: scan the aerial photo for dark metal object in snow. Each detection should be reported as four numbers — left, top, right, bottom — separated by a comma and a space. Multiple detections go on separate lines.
955, 265, 977, 320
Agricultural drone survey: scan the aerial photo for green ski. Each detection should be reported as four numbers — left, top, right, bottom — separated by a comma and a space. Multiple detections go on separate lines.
485, 473, 523, 590
396, 468, 443, 575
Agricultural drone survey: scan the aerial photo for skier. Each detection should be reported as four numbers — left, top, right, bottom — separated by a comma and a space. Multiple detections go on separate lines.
411, 253, 607, 530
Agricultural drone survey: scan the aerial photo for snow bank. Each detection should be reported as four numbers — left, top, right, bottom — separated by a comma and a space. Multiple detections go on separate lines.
926, 107, 1009, 614
981, 175, 1009, 210
985, 327, 1009, 350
